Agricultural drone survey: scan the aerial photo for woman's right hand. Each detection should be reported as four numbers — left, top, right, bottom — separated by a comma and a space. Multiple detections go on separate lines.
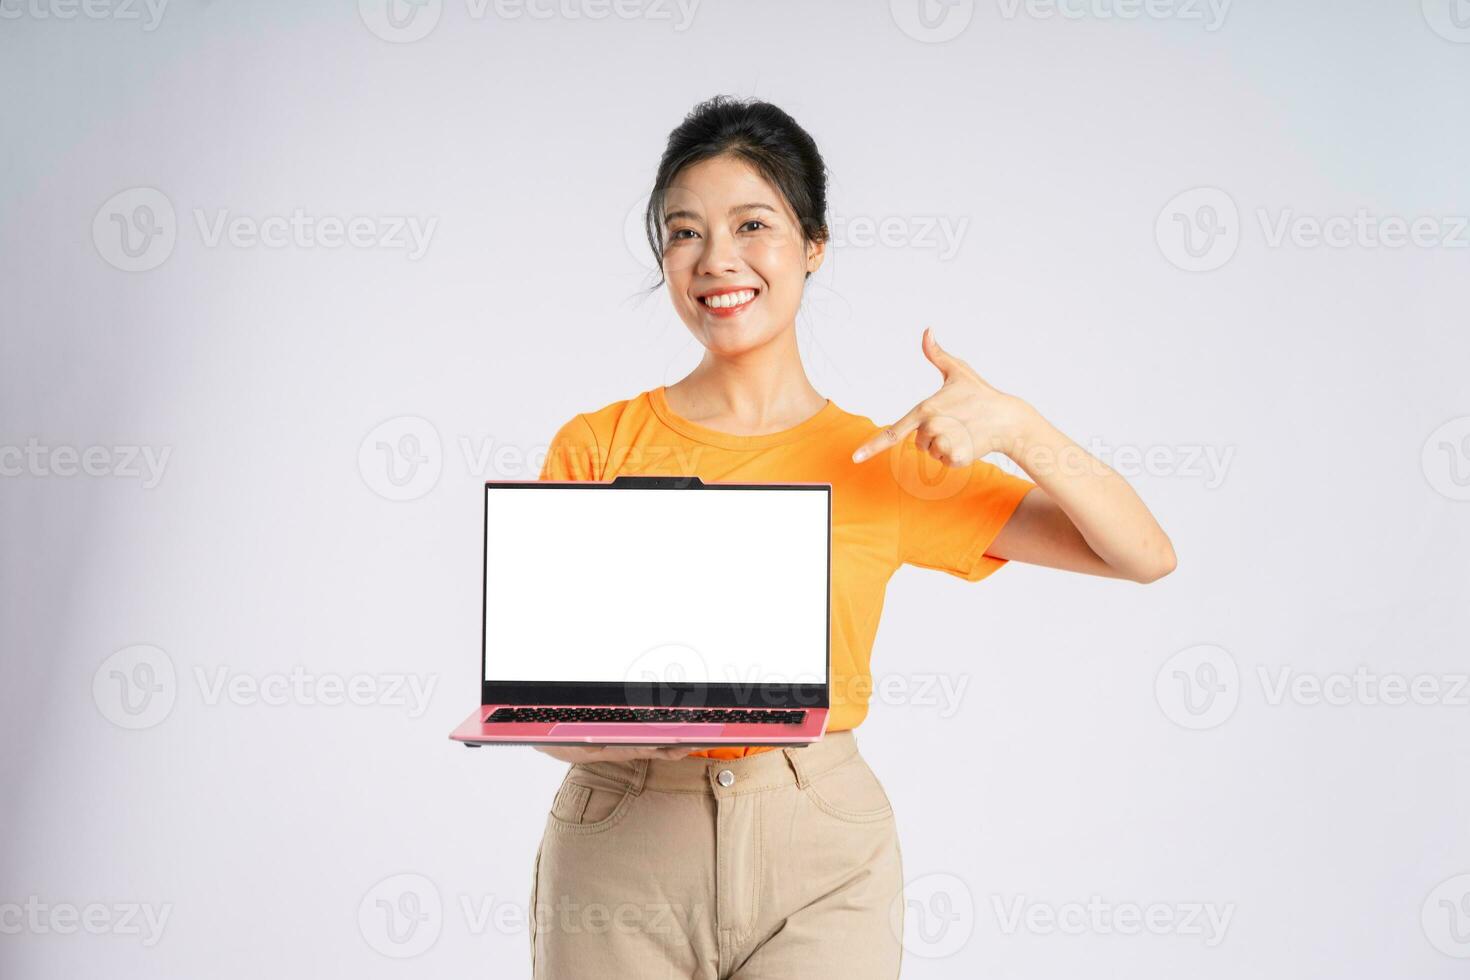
532, 743, 698, 765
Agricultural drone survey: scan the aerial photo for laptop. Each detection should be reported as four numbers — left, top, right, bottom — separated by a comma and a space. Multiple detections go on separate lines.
449, 474, 832, 747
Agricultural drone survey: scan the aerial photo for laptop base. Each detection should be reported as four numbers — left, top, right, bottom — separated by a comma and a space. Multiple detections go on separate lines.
449, 704, 829, 747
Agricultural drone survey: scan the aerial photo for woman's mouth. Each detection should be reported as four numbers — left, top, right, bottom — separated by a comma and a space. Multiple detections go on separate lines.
698, 288, 760, 317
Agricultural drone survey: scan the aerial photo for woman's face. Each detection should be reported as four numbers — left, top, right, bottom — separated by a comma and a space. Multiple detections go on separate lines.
660, 154, 823, 357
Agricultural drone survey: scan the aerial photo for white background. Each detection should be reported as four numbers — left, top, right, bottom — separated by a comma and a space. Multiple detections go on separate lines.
2, 2, 1468, 978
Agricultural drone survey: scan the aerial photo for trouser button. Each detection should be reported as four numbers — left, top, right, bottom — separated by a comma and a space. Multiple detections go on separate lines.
717, 768, 735, 787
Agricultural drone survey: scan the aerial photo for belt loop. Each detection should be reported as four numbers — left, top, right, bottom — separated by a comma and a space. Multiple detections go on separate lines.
781, 746, 810, 789
629, 758, 650, 795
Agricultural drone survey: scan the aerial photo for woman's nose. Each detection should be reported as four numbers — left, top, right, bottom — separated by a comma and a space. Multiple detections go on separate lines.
694, 228, 741, 277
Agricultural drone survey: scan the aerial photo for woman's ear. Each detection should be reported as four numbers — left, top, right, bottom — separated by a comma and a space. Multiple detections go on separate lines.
806, 237, 827, 276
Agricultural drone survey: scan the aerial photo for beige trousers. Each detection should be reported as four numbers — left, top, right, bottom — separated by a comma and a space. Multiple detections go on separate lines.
529, 730, 905, 978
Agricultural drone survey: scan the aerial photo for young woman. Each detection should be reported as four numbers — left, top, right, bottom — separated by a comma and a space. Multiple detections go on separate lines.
528, 95, 1175, 979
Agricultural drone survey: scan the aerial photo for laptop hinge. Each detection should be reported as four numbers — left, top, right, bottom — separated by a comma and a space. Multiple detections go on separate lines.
609, 475, 704, 488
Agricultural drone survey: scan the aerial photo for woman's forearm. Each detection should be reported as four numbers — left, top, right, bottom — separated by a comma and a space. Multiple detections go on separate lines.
1002, 400, 1177, 583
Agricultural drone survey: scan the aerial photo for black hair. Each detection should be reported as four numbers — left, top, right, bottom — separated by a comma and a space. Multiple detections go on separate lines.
643, 95, 830, 290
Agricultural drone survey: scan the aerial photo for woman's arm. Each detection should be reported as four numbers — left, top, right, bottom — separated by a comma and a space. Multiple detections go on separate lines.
852, 327, 1176, 584
985, 412, 1176, 583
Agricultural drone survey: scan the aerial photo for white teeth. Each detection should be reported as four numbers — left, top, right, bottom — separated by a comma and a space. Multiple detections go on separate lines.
702, 289, 756, 309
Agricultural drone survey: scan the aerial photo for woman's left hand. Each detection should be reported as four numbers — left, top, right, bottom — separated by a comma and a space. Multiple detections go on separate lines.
851, 327, 1035, 466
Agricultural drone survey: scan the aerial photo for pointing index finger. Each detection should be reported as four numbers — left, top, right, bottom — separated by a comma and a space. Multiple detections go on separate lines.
851, 403, 925, 463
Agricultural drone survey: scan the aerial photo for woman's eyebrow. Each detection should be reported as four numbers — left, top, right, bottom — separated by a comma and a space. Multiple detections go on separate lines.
663, 202, 778, 224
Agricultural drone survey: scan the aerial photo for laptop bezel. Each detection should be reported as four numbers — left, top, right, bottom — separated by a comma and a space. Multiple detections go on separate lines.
480, 477, 831, 711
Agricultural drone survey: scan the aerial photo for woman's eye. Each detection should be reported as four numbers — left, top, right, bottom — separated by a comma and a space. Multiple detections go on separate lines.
669, 228, 697, 242
740, 220, 767, 232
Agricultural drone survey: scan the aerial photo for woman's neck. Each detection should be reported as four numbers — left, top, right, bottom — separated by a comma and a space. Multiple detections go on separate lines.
665, 359, 826, 437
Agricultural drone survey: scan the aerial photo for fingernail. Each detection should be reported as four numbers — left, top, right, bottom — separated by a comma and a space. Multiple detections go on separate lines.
851, 450, 866, 463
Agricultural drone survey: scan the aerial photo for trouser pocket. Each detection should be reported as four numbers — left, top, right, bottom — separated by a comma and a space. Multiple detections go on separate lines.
547, 765, 639, 834
803, 755, 895, 824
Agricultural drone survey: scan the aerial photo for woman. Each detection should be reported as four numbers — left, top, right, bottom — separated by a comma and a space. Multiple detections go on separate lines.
528, 95, 1175, 979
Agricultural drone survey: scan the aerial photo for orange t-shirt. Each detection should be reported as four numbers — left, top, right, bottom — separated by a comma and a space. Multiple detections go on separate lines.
537, 385, 1037, 760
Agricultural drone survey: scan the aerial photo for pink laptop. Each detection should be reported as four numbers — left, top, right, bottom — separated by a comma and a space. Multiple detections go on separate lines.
450, 475, 831, 747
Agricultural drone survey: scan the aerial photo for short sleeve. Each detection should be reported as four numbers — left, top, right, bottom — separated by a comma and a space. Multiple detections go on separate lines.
896, 432, 1037, 582
537, 414, 601, 482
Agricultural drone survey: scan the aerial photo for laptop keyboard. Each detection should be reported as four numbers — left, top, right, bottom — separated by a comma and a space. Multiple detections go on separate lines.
486, 706, 806, 725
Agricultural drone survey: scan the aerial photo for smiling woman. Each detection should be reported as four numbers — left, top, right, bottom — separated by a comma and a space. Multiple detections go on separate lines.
526, 93, 1174, 980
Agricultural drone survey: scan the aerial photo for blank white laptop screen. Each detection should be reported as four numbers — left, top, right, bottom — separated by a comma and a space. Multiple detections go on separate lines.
484, 486, 829, 685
